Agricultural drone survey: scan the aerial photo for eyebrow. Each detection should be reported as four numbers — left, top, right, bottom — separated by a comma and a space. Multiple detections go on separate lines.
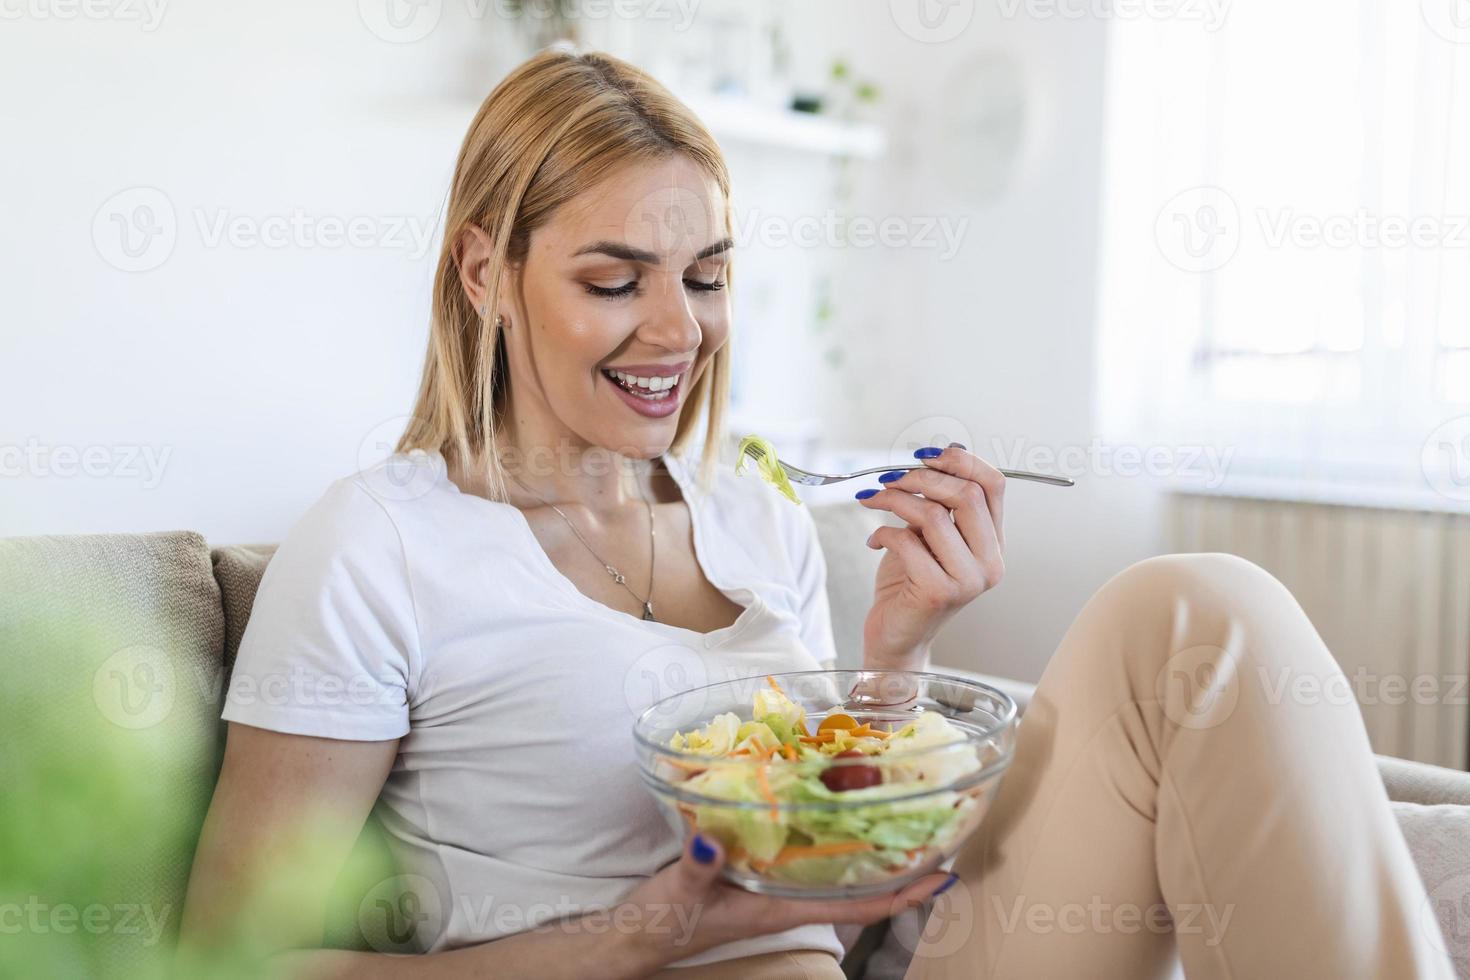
572, 236, 734, 264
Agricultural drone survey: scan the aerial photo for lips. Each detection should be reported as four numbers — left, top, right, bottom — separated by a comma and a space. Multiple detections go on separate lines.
600, 363, 690, 419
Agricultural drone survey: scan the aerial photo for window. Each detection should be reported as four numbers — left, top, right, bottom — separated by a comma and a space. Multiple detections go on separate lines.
1097, 2, 1470, 497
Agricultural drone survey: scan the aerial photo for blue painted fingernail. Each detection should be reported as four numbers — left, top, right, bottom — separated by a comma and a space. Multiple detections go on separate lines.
855, 488, 879, 500
947, 442, 967, 450
934, 873, 960, 896
692, 834, 716, 865
877, 470, 906, 483
914, 447, 943, 459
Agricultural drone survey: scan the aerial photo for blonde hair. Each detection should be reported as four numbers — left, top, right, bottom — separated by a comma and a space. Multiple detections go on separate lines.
396, 46, 733, 500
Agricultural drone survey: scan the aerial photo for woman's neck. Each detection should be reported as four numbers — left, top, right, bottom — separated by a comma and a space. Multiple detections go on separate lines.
489, 400, 658, 511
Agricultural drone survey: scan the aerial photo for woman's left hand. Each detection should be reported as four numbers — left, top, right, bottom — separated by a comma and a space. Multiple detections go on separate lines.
856, 444, 1006, 670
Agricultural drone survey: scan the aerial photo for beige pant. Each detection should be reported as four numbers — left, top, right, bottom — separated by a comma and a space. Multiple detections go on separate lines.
648, 949, 843, 978
905, 553, 1455, 980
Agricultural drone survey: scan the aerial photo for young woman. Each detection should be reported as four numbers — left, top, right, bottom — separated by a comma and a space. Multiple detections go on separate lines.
178, 48, 1454, 980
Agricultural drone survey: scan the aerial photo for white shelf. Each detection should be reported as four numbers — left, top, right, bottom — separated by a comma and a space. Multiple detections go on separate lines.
371, 93, 884, 161
678, 93, 886, 160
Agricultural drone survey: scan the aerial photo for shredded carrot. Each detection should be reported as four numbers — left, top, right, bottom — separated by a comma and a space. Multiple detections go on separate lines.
849, 724, 892, 740
798, 731, 837, 745
756, 761, 780, 820
780, 744, 798, 761
766, 674, 788, 697
769, 841, 875, 867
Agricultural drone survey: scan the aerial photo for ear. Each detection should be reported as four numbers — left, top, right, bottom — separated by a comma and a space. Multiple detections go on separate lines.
452, 224, 496, 315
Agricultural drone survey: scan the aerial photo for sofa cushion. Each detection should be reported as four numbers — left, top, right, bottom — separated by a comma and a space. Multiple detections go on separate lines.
0, 531, 225, 978
1381, 755, 1470, 807
211, 543, 277, 676
808, 502, 884, 668
206, 541, 401, 953
1392, 802, 1470, 976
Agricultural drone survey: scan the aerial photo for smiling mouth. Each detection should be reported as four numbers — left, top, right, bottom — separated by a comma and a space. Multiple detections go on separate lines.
601, 368, 683, 402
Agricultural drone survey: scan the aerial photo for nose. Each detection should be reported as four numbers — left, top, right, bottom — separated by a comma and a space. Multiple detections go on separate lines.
637, 275, 703, 355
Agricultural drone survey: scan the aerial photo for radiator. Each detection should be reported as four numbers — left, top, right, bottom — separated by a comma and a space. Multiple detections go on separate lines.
1168, 493, 1470, 770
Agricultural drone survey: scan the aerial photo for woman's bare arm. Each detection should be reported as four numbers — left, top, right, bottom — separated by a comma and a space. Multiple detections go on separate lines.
179, 722, 947, 980
178, 724, 657, 979
177, 723, 398, 964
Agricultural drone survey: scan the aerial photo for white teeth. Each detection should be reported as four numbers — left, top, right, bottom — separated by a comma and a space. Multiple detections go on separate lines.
607, 369, 680, 393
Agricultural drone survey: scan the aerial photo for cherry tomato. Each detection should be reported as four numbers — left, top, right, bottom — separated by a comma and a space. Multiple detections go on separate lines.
817, 712, 859, 733
820, 749, 883, 792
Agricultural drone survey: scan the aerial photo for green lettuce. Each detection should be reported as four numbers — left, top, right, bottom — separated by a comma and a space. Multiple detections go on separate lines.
736, 434, 801, 505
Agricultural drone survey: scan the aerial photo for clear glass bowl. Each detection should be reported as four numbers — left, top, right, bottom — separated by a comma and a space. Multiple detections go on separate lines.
633, 669, 1018, 900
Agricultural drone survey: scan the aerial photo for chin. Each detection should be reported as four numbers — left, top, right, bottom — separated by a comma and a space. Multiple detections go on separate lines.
603, 428, 677, 460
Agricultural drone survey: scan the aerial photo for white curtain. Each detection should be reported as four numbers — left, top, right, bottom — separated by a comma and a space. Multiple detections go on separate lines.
1097, 1, 1470, 492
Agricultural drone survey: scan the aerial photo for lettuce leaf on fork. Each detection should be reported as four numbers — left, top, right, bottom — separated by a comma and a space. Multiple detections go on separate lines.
735, 434, 802, 505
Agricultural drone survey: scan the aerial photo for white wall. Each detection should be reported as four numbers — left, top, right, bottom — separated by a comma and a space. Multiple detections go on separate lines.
0, 3, 521, 542
764, 5, 1170, 681
1, 2, 1165, 681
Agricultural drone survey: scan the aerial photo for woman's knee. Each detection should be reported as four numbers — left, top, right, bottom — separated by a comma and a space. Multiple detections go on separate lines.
1105, 552, 1286, 603
1085, 552, 1339, 680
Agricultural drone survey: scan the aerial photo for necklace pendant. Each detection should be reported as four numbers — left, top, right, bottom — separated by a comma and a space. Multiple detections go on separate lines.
642, 602, 655, 621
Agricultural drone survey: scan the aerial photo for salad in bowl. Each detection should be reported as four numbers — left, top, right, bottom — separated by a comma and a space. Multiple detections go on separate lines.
633, 669, 1017, 900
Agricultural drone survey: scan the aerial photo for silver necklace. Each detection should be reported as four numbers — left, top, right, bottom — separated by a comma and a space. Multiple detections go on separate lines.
505, 466, 657, 622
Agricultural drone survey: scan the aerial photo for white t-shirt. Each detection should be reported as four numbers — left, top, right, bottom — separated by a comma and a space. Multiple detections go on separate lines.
221, 448, 845, 967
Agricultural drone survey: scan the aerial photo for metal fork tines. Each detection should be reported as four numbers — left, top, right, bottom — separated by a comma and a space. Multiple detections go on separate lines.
745, 445, 1075, 488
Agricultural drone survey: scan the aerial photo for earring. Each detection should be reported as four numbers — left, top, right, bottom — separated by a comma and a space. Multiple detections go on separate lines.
479, 301, 505, 329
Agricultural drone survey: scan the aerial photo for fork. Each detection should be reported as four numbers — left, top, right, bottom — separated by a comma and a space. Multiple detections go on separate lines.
743, 443, 1075, 488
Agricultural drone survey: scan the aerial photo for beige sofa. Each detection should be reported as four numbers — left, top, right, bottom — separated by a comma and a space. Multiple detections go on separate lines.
3, 510, 1469, 977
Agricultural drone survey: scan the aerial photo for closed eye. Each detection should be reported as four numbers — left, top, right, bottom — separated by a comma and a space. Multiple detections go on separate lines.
583, 278, 726, 299
584, 281, 638, 298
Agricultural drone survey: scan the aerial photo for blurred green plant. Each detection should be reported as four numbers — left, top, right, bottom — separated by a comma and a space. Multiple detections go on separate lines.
812, 57, 882, 369
499, 0, 579, 47
0, 606, 392, 978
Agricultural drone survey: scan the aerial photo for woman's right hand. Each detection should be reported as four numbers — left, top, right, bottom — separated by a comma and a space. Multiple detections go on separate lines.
609, 833, 956, 975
